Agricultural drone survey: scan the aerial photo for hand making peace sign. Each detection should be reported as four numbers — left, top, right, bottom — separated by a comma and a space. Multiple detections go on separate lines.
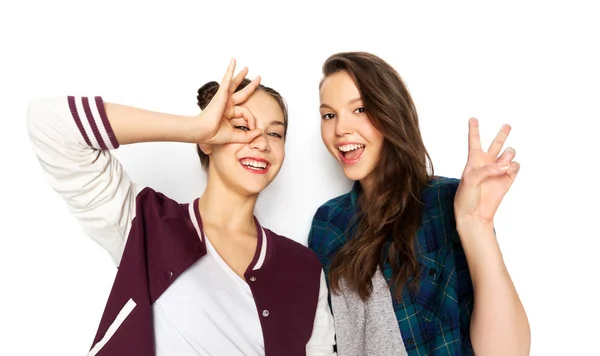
454, 118, 521, 227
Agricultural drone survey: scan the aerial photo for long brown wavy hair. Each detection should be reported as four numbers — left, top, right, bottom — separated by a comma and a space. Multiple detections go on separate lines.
323, 52, 434, 302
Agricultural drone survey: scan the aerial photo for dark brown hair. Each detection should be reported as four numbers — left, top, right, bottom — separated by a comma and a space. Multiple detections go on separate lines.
323, 52, 434, 301
196, 79, 288, 170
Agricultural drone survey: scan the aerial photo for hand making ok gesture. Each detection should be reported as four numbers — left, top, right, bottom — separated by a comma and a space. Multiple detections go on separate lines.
197, 58, 262, 145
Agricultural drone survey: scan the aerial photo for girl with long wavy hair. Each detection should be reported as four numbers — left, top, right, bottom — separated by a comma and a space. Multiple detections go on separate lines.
309, 52, 530, 356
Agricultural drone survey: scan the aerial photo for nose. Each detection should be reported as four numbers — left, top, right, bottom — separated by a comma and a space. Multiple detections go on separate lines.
250, 130, 270, 152
335, 112, 352, 136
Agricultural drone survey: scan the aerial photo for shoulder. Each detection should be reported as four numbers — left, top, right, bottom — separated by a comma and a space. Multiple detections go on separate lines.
267, 228, 321, 270
313, 191, 354, 223
421, 176, 460, 211
418, 176, 461, 249
308, 192, 353, 239
135, 186, 173, 206
134, 187, 190, 219
311, 190, 355, 234
307, 191, 356, 264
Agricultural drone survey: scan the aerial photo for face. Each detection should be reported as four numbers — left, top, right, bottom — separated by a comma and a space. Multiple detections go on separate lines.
319, 71, 384, 187
206, 90, 286, 196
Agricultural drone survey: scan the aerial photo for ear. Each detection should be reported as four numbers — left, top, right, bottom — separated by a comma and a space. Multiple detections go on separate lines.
198, 143, 212, 155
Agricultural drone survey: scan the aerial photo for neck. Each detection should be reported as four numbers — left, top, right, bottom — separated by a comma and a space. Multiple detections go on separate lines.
198, 174, 258, 232
359, 175, 375, 201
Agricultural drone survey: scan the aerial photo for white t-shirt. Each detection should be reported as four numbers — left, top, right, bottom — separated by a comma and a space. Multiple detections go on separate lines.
153, 234, 264, 356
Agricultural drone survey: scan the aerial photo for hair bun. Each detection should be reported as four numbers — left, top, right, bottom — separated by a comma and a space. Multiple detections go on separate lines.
197, 81, 220, 109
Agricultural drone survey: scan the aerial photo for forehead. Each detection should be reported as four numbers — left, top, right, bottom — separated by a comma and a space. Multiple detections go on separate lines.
242, 90, 284, 124
319, 71, 361, 104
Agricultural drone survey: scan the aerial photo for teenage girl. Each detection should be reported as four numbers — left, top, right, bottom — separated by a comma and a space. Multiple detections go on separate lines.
309, 51, 530, 356
28, 59, 336, 356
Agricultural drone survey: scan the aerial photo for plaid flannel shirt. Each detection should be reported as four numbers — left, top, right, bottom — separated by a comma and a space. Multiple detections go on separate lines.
308, 176, 475, 355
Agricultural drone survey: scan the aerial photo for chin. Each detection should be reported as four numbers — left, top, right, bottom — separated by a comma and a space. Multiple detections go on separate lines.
342, 167, 368, 181
239, 181, 271, 196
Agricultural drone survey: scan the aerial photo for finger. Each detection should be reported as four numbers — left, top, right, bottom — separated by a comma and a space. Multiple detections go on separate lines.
233, 75, 262, 105
229, 128, 262, 144
507, 161, 520, 181
219, 58, 236, 94
488, 124, 511, 157
497, 147, 516, 163
468, 117, 482, 153
231, 105, 257, 131
230, 66, 249, 95
466, 161, 511, 187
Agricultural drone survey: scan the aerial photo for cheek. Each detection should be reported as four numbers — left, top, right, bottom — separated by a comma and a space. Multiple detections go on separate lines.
362, 121, 384, 146
320, 122, 334, 144
212, 143, 241, 160
271, 141, 285, 162
367, 129, 385, 162
372, 130, 385, 147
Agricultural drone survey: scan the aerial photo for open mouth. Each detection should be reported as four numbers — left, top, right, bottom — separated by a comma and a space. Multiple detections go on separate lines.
238, 158, 270, 174
337, 143, 365, 165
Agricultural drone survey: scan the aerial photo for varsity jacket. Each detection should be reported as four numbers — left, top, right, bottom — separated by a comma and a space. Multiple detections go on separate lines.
26, 96, 337, 356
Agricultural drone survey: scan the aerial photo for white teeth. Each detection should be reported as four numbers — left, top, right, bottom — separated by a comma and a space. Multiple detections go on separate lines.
338, 144, 365, 152
240, 159, 267, 169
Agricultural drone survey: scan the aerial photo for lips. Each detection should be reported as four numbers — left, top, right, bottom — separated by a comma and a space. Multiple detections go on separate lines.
238, 157, 270, 174
336, 142, 365, 165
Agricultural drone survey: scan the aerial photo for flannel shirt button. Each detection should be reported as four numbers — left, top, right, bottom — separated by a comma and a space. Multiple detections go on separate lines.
262, 310, 270, 317
407, 338, 414, 345
428, 268, 436, 277
249, 276, 257, 282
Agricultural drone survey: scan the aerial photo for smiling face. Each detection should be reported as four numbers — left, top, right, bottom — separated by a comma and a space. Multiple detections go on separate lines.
319, 70, 384, 188
206, 90, 286, 196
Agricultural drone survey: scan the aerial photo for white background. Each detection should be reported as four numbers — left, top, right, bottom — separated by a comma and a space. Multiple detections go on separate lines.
1, 1, 598, 355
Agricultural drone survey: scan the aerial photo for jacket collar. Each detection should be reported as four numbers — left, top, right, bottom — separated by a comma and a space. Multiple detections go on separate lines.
187, 198, 271, 271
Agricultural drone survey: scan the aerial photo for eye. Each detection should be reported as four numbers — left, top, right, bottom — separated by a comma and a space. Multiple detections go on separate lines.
321, 113, 335, 120
268, 132, 283, 139
234, 125, 250, 131
354, 107, 365, 114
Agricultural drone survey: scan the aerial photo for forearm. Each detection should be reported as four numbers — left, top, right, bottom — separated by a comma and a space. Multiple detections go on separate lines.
457, 221, 530, 355
105, 103, 202, 145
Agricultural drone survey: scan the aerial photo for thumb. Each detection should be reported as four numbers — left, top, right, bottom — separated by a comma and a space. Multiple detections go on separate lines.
228, 128, 262, 144
206, 85, 229, 115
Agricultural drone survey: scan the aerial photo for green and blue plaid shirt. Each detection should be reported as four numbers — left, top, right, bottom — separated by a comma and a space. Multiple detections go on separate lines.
308, 176, 475, 355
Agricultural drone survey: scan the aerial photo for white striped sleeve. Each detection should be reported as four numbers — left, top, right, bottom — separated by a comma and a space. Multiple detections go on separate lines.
27, 96, 137, 266
306, 269, 337, 356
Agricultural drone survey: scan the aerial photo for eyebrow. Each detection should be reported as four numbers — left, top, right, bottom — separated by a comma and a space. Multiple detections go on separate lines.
234, 115, 284, 128
319, 97, 362, 110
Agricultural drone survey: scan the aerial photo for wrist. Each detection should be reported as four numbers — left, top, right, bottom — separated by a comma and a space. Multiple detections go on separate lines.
455, 217, 503, 270
166, 114, 207, 143
455, 215, 495, 239
187, 113, 210, 143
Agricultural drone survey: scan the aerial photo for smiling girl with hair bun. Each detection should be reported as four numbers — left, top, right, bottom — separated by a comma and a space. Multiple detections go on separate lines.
27, 59, 336, 356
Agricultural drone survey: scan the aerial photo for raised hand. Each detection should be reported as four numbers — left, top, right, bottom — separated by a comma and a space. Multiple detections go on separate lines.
454, 118, 521, 227
197, 58, 262, 145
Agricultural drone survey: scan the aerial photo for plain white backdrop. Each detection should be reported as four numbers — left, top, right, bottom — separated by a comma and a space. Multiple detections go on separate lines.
1, 0, 598, 355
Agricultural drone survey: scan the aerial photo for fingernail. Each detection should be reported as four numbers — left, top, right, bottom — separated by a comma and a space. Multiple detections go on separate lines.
498, 162, 510, 170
